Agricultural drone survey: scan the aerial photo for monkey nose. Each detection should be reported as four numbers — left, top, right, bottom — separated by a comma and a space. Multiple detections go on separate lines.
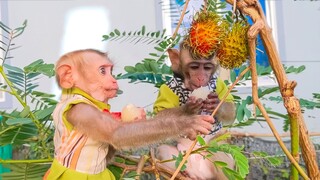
197, 78, 207, 86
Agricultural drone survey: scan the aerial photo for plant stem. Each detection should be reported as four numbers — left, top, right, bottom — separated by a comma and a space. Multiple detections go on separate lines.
248, 34, 303, 179
0, 158, 52, 164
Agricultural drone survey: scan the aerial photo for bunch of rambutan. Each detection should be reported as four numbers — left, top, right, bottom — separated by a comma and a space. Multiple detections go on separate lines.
183, 10, 249, 69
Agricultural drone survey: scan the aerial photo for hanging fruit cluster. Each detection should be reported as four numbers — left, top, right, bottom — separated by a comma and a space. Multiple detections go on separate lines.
183, 11, 250, 69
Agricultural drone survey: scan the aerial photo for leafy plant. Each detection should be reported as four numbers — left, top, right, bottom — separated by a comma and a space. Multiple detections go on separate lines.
0, 21, 56, 179
104, 27, 181, 88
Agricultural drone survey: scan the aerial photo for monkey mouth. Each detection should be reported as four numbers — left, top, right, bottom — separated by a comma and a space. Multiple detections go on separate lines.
104, 88, 118, 93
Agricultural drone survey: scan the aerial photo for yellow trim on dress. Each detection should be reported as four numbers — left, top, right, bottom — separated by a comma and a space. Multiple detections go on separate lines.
45, 159, 115, 180
61, 88, 111, 131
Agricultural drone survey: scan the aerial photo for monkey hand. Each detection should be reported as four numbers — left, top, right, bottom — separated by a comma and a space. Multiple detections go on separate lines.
180, 114, 215, 140
203, 92, 220, 113
121, 104, 146, 122
182, 96, 204, 114
135, 107, 146, 121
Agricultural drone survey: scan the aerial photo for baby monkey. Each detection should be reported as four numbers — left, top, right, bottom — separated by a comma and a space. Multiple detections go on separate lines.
44, 49, 214, 180
154, 42, 236, 180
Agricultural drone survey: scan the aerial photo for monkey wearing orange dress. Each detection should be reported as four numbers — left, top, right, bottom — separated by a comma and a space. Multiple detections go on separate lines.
154, 43, 236, 180
44, 49, 215, 180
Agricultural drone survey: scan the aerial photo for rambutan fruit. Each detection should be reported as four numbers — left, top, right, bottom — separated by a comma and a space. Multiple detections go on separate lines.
184, 11, 227, 59
216, 21, 249, 69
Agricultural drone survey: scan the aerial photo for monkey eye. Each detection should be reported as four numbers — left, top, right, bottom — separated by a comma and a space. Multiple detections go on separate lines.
204, 66, 214, 70
99, 67, 106, 75
190, 65, 200, 70
204, 64, 215, 70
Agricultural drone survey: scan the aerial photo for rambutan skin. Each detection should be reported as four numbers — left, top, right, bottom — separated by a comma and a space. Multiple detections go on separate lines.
184, 11, 227, 60
216, 21, 249, 69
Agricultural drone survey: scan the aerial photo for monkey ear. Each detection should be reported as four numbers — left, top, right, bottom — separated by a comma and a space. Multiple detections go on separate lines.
167, 48, 180, 71
56, 64, 75, 89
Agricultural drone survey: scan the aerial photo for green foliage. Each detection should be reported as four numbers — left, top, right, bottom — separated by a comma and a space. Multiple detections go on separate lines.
102, 24, 182, 88
226, 64, 312, 126
103, 26, 172, 45
114, 35, 181, 88
116, 59, 173, 88
0, 163, 50, 180
252, 151, 283, 167
0, 21, 56, 179
173, 152, 187, 171
3, 60, 56, 110
205, 139, 249, 179
0, 20, 27, 64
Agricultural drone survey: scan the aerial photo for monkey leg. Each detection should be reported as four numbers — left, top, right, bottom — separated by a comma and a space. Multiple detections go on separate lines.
156, 144, 180, 172
177, 138, 235, 180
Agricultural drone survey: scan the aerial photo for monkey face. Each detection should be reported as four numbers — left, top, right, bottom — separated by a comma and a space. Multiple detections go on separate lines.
186, 61, 215, 90
80, 53, 119, 102
180, 49, 216, 90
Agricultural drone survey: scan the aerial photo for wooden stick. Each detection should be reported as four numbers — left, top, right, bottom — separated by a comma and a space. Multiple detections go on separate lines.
171, 0, 190, 40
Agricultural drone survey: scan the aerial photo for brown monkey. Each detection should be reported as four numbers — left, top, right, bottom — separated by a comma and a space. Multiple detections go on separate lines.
153, 42, 236, 180
44, 49, 214, 180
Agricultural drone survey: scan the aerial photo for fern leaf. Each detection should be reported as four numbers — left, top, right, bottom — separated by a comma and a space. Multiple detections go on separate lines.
0, 163, 50, 180
102, 26, 169, 45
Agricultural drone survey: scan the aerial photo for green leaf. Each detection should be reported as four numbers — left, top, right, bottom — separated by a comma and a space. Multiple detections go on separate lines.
19, 106, 30, 118
141, 26, 145, 35
154, 46, 164, 52
149, 61, 160, 73
236, 104, 245, 122
6, 118, 33, 125
214, 160, 228, 167
174, 152, 187, 171
34, 106, 55, 119
230, 70, 236, 83
4, 63, 24, 73
102, 35, 110, 40
196, 135, 206, 146
135, 63, 147, 72
259, 86, 279, 97
114, 29, 120, 36
0, 163, 50, 180
124, 66, 136, 73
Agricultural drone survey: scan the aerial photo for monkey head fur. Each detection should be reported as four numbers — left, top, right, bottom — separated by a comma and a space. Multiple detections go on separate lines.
55, 49, 119, 102
167, 42, 218, 91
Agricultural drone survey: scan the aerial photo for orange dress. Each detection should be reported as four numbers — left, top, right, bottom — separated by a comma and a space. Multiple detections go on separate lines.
44, 88, 116, 180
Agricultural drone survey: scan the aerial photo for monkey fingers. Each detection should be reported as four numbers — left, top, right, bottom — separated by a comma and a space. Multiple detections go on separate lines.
203, 97, 220, 112
184, 98, 204, 114
206, 92, 219, 100
183, 116, 213, 139
188, 115, 215, 138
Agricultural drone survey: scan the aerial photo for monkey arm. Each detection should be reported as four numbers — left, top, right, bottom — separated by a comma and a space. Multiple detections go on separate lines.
67, 103, 214, 150
215, 102, 236, 125
213, 78, 236, 125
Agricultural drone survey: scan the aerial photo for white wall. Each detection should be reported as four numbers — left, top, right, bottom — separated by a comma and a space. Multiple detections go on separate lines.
276, 0, 320, 136
1, 1, 319, 136
2, 0, 162, 112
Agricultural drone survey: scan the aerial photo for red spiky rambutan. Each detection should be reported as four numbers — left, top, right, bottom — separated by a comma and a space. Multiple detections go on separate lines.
184, 11, 227, 59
